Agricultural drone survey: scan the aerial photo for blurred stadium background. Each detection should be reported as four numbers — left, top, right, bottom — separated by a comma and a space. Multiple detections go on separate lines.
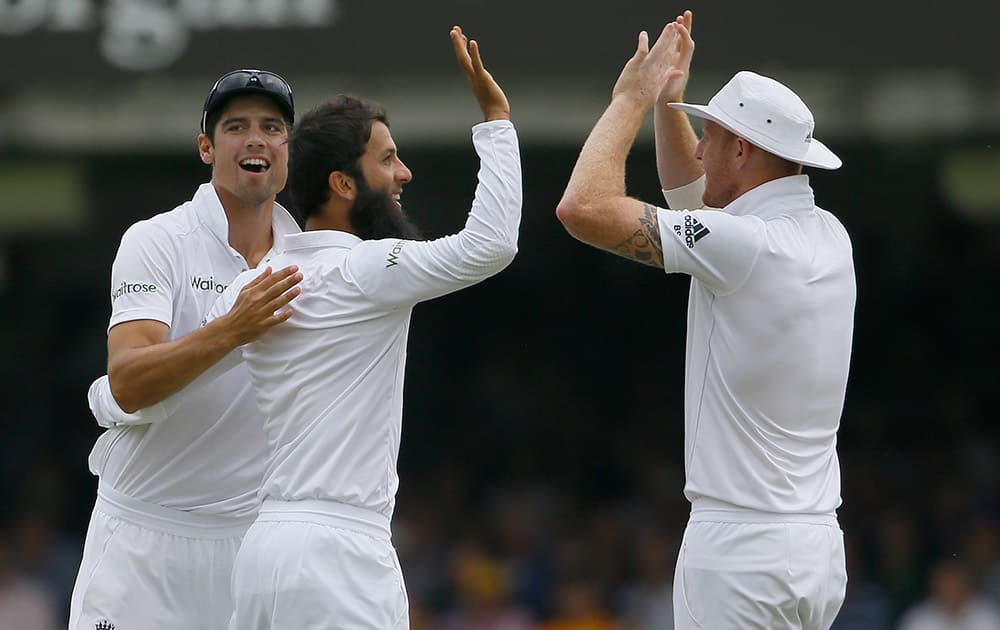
1, 1, 998, 628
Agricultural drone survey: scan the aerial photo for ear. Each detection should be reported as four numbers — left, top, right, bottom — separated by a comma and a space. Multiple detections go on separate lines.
734, 137, 753, 169
198, 133, 214, 165
328, 171, 357, 202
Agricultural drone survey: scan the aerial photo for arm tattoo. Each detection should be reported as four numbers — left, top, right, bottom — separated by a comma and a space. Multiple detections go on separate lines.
611, 204, 664, 268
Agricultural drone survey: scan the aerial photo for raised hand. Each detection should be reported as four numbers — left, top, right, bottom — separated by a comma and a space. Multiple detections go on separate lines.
658, 11, 695, 104
222, 265, 302, 345
451, 25, 510, 121
612, 20, 693, 111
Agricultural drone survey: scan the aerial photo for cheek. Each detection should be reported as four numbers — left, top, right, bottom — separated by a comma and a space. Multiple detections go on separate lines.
374, 167, 395, 189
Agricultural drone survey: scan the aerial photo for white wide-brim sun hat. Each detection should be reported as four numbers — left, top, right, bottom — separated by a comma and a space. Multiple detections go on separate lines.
669, 71, 841, 170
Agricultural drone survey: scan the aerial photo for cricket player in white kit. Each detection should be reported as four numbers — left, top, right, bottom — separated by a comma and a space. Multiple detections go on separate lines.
70, 70, 304, 629
557, 12, 854, 630
202, 27, 520, 629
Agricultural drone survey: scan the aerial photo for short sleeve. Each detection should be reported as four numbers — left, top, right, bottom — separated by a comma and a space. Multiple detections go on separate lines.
657, 208, 765, 295
662, 175, 707, 210
108, 221, 178, 332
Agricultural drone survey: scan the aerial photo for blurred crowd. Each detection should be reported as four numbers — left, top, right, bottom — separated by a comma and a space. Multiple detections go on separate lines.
1, 414, 998, 629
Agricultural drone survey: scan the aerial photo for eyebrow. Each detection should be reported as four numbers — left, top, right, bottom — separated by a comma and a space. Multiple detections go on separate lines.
220, 115, 286, 127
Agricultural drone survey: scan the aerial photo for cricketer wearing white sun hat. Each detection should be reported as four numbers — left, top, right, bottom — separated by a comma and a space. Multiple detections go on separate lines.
668, 70, 842, 170
557, 14, 854, 629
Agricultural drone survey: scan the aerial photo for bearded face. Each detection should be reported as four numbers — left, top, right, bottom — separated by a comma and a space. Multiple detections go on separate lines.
349, 172, 423, 241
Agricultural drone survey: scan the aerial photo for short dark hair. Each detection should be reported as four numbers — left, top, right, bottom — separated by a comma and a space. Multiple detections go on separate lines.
287, 95, 389, 224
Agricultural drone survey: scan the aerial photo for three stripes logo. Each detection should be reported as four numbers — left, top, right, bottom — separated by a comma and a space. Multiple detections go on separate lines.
673, 215, 711, 248
95, 621, 116, 630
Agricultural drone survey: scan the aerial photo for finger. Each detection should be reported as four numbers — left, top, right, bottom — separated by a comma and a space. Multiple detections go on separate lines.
655, 22, 674, 46
451, 26, 474, 73
271, 308, 295, 325
244, 266, 273, 290
267, 286, 301, 312
469, 39, 485, 74
255, 265, 299, 290
636, 30, 649, 56
260, 272, 303, 302
683, 10, 693, 34
676, 24, 694, 54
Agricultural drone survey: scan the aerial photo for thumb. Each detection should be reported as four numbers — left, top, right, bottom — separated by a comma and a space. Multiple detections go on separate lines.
635, 30, 649, 57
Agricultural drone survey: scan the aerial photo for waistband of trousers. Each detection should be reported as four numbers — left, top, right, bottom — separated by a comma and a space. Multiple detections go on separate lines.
96, 482, 255, 539
257, 499, 391, 540
690, 497, 839, 526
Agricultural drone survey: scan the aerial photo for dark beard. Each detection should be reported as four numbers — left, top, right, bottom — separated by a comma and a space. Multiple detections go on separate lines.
349, 176, 423, 241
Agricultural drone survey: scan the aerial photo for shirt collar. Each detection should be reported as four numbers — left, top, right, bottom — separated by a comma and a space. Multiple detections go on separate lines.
281, 230, 362, 252
269, 202, 301, 254
192, 182, 302, 261
193, 183, 231, 244
724, 174, 816, 220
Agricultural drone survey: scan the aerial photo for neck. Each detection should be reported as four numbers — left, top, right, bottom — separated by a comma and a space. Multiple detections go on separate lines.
214, 185, 275, 268
305, 202, 355, 235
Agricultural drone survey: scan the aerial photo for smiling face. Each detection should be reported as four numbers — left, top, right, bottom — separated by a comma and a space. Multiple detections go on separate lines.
198, 93, 289, 210
348, 121, 421, 240
357, 121, 411, 211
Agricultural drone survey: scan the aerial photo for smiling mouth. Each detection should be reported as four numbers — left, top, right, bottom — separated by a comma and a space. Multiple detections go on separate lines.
240, 157, 270, 173
392, 193, 401, 208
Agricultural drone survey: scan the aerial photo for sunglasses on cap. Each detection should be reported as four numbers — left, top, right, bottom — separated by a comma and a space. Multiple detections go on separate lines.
201, 69, 295, 134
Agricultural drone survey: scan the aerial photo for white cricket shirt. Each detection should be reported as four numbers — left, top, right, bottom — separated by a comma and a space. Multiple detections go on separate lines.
207, 120, 521, 519
658, 174, 855, 514
88, 183, 301, 517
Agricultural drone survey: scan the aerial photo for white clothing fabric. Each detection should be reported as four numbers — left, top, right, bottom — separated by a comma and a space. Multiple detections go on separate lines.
230, 500, 408, 629
69, 483, 252, 630
659, 174, 855, 515
72, 183, 300, 628
673, 515, 846, 629
207, 119, 521, 519
212, 119, 520, 627
89, 182, 299, 515
658, 174, 854, 629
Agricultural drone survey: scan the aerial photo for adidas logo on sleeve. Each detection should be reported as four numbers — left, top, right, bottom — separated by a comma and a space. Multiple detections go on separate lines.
672, 214, 711, 248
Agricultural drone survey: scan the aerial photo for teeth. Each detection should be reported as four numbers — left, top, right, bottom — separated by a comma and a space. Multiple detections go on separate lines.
240, 158, 269, 168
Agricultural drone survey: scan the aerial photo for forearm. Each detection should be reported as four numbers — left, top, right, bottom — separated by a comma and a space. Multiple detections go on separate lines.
654, 102, 702, 190
563, 95, 647, 207
89, 375, 166, 427
108, 318, 240, 412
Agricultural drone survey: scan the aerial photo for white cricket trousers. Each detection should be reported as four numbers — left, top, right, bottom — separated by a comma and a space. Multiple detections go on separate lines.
68, 482, 254, 630
673, 500, 847, 630
229, 499, 410, 630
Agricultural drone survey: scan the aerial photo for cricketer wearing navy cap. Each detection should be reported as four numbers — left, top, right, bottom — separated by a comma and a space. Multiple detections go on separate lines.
70, 67, 303, 629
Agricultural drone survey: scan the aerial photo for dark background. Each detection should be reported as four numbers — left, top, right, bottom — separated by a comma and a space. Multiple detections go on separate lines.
1, 2, 998, 628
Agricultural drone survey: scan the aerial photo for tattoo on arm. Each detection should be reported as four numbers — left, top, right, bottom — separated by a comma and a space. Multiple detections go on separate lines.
612, 204, 664, 268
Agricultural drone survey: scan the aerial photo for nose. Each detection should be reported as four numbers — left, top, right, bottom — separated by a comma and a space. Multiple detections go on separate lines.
694, 137, 706, 161
396, 158, 413, 184
246, 126, 265, 149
